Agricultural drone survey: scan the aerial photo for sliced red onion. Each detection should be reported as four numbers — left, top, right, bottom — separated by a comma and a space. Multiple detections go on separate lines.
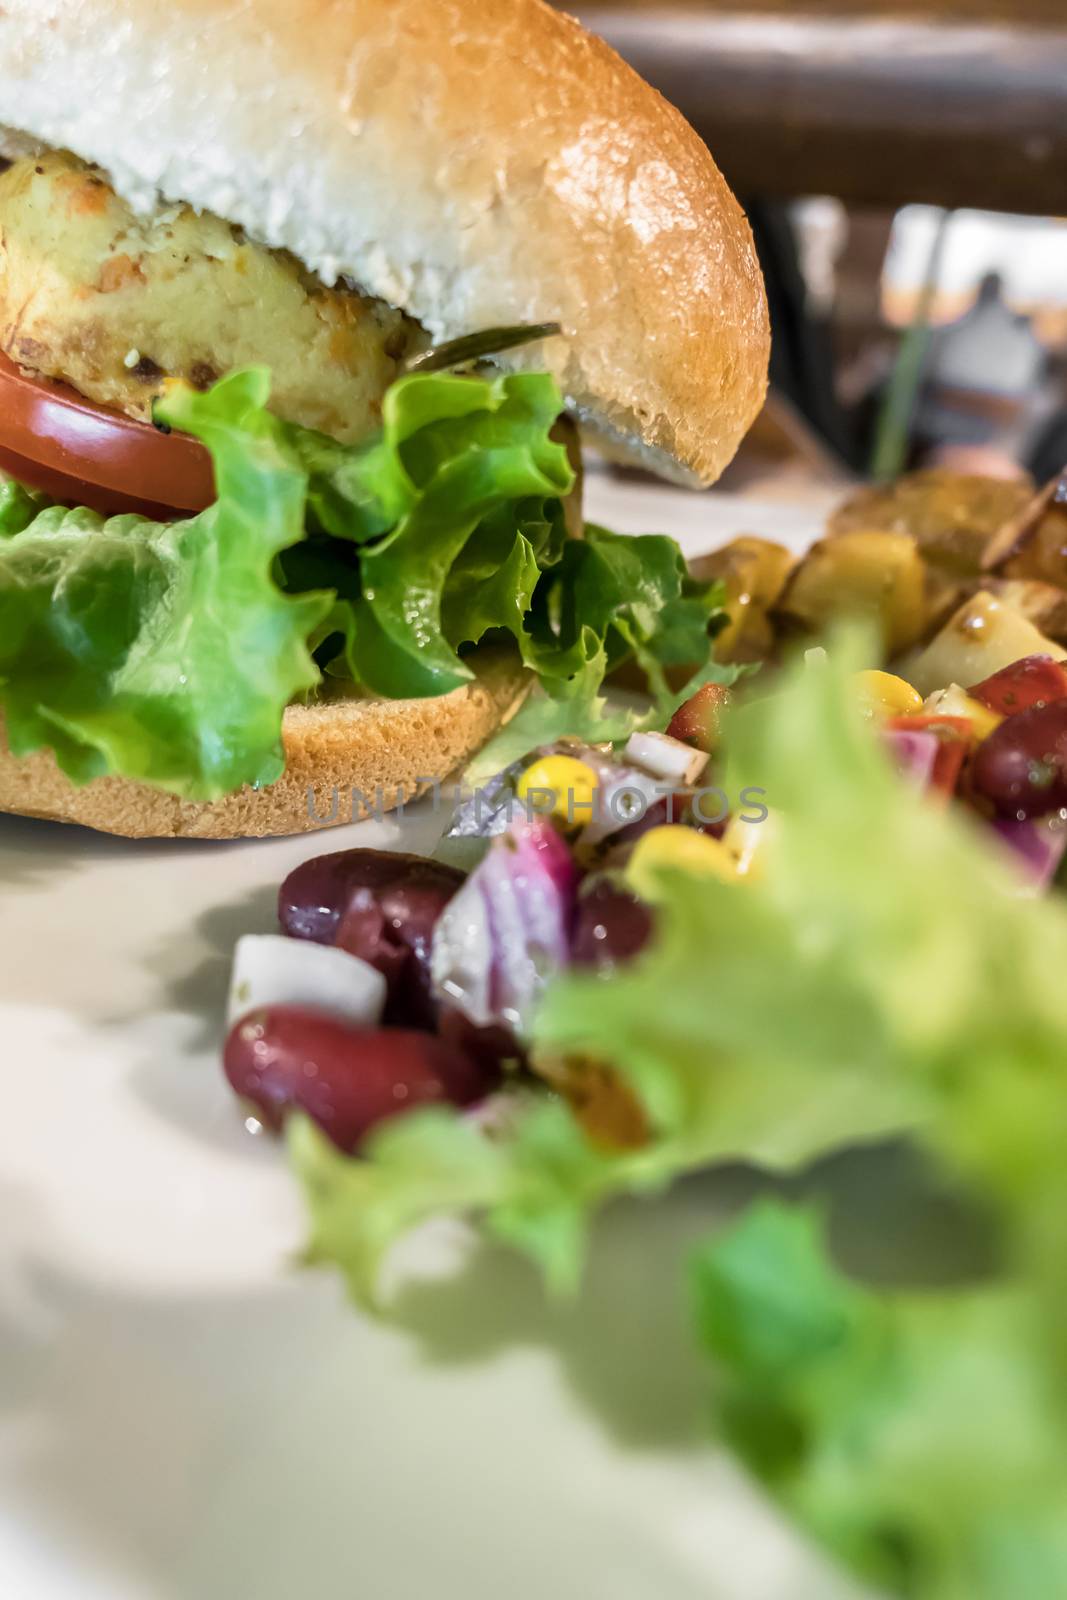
884, 728, 941, 791
991, 814, 1067, 894
431, 817, 579, 1035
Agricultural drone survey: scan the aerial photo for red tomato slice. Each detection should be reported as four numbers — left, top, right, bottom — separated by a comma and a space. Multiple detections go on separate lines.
969, 655, 1067, 718
0, 349, 214, 518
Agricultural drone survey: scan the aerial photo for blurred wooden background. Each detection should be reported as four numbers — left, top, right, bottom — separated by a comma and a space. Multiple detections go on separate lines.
572, 2, 1067, 212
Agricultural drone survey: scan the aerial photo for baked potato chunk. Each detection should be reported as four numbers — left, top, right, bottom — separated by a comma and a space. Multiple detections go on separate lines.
829, 470, 1034, 577
901, 591, 1067, 698
923, 576, 1067, 646
982, 474, 1067, 590
0, 150, 423, 442
689, 535, 794, 662
776, 530, 928, 655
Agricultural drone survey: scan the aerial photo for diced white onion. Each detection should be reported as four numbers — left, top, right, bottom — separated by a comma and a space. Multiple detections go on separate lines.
227, 935, 387, 1029
623, 730, 709, 787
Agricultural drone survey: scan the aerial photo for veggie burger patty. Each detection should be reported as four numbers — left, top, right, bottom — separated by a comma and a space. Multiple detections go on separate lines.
0, 149, 423, 442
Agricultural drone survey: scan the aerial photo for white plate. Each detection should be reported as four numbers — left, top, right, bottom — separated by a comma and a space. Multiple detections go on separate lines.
0, 490, 871, 1600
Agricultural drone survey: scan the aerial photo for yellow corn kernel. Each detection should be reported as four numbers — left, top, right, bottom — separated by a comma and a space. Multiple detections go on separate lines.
720, 812, 776, 882
961, 696, 1003, 743
855, 669, 925, 719
516, 754, 599, 826
626, 826, 740, 899
923, 683, 1003, 743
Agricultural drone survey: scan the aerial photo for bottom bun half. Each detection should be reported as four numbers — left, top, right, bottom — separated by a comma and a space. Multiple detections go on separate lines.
0, 653, 528, 840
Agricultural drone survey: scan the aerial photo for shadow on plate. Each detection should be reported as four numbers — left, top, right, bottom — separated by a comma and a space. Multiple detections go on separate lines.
389, 1163, 765, 1452
0, 1233, 848, 1600
0, 1140, 990, 1600
120, 882, 281, 1158
0, 810, 254, 889
386, 1138, 994, 1448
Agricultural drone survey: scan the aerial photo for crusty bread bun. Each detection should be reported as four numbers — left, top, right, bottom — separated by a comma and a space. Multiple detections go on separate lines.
0, 1, 769, 840
0, 0, 769, 487
0, 654, 528, 840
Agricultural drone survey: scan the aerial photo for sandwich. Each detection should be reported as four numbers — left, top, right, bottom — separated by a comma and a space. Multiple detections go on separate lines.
0, 0, 768, 838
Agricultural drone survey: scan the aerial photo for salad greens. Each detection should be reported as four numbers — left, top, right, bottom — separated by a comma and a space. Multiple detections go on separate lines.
694, 1203, 1067, 1600
0, 366, 723, 800
11, 348, 1060, 1590
289, 637, 1027, 1303
293, 635, 1067, 1595
279, 640, 915, 1299
466, 534, 737, 781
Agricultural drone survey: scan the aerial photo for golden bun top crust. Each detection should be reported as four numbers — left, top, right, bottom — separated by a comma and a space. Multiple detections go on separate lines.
0, 0, 769, 485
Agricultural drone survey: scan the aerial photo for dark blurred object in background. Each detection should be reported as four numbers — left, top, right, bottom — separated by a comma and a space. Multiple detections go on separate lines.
916, 274, 1046, 478
563, 2, 1067, 492
572, 1, 1067, 215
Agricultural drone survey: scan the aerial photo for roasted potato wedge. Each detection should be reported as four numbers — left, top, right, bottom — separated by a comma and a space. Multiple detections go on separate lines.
775, 529, 928, 655
830, 471, 1034, 577
982, 472, 1067, 588
929, 577, 1067, 646
920, 575, 1067, 646
689, 535, 794, 662
900, 590, 1067, 698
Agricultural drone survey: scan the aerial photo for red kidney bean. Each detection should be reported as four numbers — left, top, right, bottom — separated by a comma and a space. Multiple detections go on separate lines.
571, 879, 654, 972
598, 789, 729, 858
278, 850, 464, 1028
224, 1007, 492, 1152
437, 1008, 522, 1075
972, 700, 1067, 818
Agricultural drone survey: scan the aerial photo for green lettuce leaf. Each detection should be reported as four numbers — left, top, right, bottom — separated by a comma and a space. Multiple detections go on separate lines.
0, 474, 50, 536
292, 635, 1067, 1305
0, 365, 724, 798
693, 1202, 1067, 1600
292, 1098, 619, 1301
466, 527, 736, 781
0, 371, 329, 798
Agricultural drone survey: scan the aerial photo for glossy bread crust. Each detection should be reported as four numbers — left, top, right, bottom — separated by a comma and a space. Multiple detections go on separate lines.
0, 0, 769, 485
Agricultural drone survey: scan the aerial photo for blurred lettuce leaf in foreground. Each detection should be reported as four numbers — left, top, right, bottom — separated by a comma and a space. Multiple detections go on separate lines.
537, 631, 1067, 1307
294, 635, 1067, 1597
693, 1202, 1067, 1600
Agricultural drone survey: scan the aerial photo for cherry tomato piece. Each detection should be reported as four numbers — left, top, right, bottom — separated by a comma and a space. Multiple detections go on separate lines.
886, 714, 972, 801
666, 682, 729, 754
969, 655, 1067, 719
